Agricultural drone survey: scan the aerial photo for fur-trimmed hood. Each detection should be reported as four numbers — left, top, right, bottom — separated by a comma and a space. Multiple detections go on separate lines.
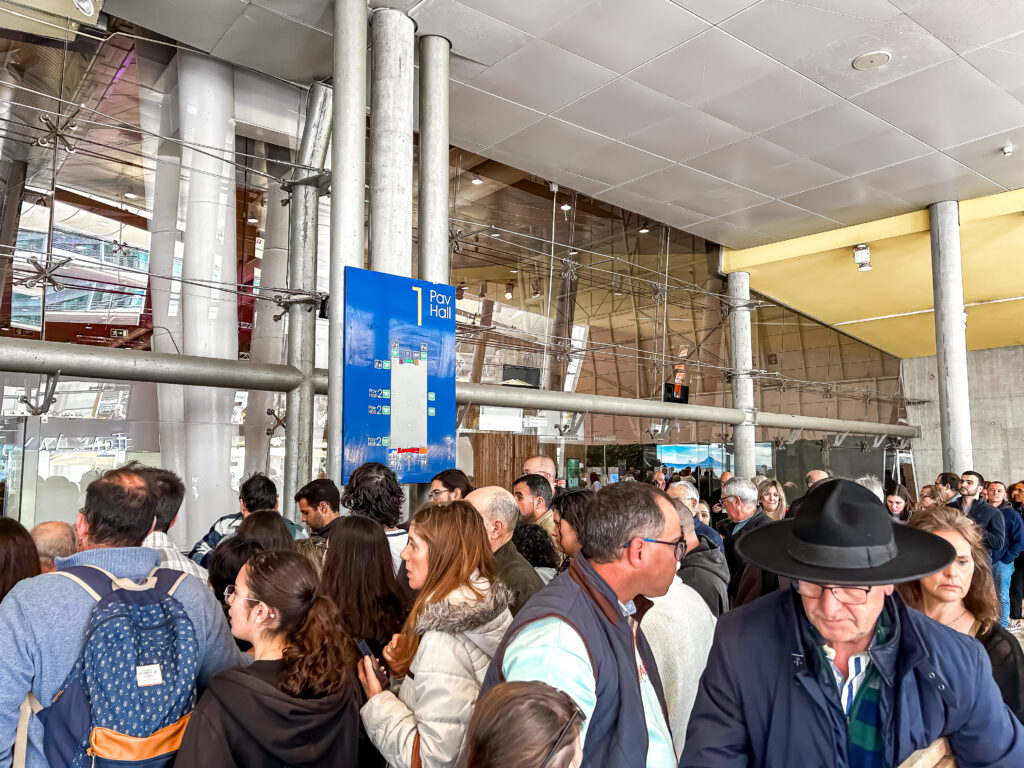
415, 579, 514, 657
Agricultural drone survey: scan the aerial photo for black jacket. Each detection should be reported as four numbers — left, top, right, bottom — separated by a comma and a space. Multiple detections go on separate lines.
720, 509, 773, 603
978, 621, 1024, 723
177, 660, 361, 768
677, 536, 729, 617
951, 497, 1006, 560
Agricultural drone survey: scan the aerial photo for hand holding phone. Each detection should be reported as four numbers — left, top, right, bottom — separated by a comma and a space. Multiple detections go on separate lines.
355, 638, 389, 691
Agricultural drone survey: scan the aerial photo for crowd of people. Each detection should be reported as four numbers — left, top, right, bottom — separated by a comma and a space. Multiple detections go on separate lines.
0, 456, 1023, 767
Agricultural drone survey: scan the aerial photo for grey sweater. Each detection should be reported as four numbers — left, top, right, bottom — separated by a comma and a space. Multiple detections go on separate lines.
0, 546, 248, 768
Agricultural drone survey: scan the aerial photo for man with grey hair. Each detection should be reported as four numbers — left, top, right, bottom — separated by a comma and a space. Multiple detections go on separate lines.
854, 474, 885, 501
719, 476, 772, 605
30, 521, 77, 574
669, 480, 723, 553
466, 486, 544, 616
481, 481, 681, 767
523, 455, 556, 492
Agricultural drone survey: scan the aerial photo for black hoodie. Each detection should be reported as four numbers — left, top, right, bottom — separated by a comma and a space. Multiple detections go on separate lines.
176, 660, 361, 768
677, 535, 730, 617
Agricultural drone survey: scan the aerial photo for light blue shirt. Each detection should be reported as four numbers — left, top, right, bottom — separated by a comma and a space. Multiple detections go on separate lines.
501, 611, 677, 768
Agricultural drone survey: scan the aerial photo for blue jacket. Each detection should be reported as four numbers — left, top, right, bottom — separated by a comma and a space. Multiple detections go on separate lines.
950, 498, 1006, 561
480, 556, 669, 768
996, 501, 1024, 564
681, 589, 1024, 768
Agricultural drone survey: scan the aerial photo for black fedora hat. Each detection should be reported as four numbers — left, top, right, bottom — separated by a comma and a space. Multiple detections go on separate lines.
735, 479, 955, 586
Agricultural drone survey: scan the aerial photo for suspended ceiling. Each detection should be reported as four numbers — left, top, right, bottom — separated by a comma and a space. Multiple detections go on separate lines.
101, 0, 1024, 250
723, 189, 1024, 358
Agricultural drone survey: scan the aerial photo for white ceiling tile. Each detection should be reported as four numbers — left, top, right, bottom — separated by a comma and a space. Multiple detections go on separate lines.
893, 0, 1024, 53
595, 188, 707, 230
410, 0, 532, 66
449, 86, 544, 147
856, 153, 1005, 207
760, 103, 932, 176
630, 28, 839, 132
251, 0, 332, 32
562, 141, 674, 186
488, 117, 612, 172
718, 200, 839, 239
212, 5, 333, 80
470, 39, 616, 113
686, 136, 845, 198
668, 0, 761, 25
548, 169, 612, 197
455, 0, 593, 36
623, 107, 750, 162
684, 218, 775, 248
449, 53, 489, 84
962, 38, 1024, 104
783, 178, 918, 225
543, 0, 707, 74
853, 58, 1024, 149
944, 128, 1024, 189
554, 79, 686, 140
721, 0, 957, 98
105, 0, 243, 52
618, 164, 772, 217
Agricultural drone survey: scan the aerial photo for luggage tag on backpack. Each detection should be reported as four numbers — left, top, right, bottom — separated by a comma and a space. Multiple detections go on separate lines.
136, 664, 164, 688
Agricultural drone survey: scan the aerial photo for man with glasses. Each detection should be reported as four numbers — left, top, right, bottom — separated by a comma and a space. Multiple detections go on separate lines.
681, 479, 1024, 768
717, 476, 772, 605
482, 482, 681, 768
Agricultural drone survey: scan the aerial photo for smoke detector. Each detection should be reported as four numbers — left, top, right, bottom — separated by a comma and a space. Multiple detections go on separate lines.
852, 51, 891, 71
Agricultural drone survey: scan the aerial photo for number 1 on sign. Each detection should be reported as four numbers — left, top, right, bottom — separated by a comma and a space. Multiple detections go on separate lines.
411, 286, 422, 326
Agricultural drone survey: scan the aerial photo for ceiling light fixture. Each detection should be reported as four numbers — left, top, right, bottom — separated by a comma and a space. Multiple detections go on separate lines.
504, 281, 515, 300
246, 217, 258, 224
1003, 145, 1014, 158
490, 232, 501, 238
455, 281, 466, 300
123, 192, 137, 200
560, 203, 572, 212
852, 51, 891, 71
471, 175, 483, 185
611, 274, 624, 296
73, 0, 96, 15
853, 243, 872, 272
638, 224, 650, 234
568, 250, 578, 256
509, 268, 519, 274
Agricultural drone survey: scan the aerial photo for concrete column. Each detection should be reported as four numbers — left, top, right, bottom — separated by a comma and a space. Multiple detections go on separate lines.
177, 51, 238, 540
327, 0, 368, 481
417, 34, 450, 285
369, 8, 415, 275
243, 179, 289, 478
929, 200, 973, 472
728, 271, 756, 479
148, 137, 188, 545
282, 82, 333, 515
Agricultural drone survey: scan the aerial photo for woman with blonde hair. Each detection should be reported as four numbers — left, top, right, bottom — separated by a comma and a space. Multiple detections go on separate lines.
358, 501, 513, 768
898, 506, 1024, 721
914, 484, 952, 515
757, 479, 787, 521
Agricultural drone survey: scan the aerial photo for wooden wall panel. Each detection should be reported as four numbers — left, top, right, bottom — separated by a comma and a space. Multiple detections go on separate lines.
469, 433, 540, 489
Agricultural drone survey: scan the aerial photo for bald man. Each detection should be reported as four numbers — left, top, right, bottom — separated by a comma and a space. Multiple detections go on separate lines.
523, 455, 556, 492
30, 521, 77, 573
467, 486, 544, 615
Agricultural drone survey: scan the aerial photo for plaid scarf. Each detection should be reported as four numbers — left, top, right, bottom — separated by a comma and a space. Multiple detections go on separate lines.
810, 603, 896, 768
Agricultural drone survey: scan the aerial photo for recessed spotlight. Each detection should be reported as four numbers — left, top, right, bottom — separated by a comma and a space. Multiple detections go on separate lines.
471, 175, 483, 185
123, 192, 137, 200
560, 203, 572, 212
638, 224, 650, 234
852, 51, 891, 71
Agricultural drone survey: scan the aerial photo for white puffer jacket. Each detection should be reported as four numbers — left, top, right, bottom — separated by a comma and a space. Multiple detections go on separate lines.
360, 579, 513, 768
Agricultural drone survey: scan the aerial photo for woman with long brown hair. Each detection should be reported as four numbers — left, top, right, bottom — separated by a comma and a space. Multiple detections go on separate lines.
898, 506, 1024, 721
358, 501, 512, 768
756, 479, 787, 521
178, 550, 360, 767
0, 518, 41, 603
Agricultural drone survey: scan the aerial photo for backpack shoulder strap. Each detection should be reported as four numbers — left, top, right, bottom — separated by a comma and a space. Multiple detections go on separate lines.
13, 693, 43, 768
53, 565, 117, 602
151, 568, 189, 597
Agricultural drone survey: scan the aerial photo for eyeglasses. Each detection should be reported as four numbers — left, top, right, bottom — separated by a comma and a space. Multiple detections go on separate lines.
427, 489, 447, 500
224, 584, 259, 604
539, 701, 586, 768
642, 536, 686, 561
795, 581, 872, 605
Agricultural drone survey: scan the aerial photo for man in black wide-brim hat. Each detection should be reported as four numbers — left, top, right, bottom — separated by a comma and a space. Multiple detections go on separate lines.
680, 478, 1024, 768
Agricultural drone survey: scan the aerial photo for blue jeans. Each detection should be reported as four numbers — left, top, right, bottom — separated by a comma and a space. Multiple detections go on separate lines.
994, 560, 1014, 628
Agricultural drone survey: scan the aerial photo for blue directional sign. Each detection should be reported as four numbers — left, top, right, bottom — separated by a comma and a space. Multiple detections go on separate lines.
342, 266, 456, 484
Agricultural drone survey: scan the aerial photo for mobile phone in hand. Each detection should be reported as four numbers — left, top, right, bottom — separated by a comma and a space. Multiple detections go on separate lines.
355, 638, 389, 689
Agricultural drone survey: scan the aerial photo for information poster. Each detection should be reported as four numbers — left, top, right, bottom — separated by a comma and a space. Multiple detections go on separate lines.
342, 267, 456, 484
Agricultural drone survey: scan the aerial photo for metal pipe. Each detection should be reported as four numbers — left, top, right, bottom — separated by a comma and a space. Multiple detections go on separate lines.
929, 200, 973, 472
729, 272, 756, 478
417, 34, 450, 285
283, 81, 333, 517
327, 0, 368, 481
369, 8, 415, 275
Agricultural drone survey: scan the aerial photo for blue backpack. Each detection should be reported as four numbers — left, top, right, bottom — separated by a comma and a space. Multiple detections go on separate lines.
28, 566, 200, 768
